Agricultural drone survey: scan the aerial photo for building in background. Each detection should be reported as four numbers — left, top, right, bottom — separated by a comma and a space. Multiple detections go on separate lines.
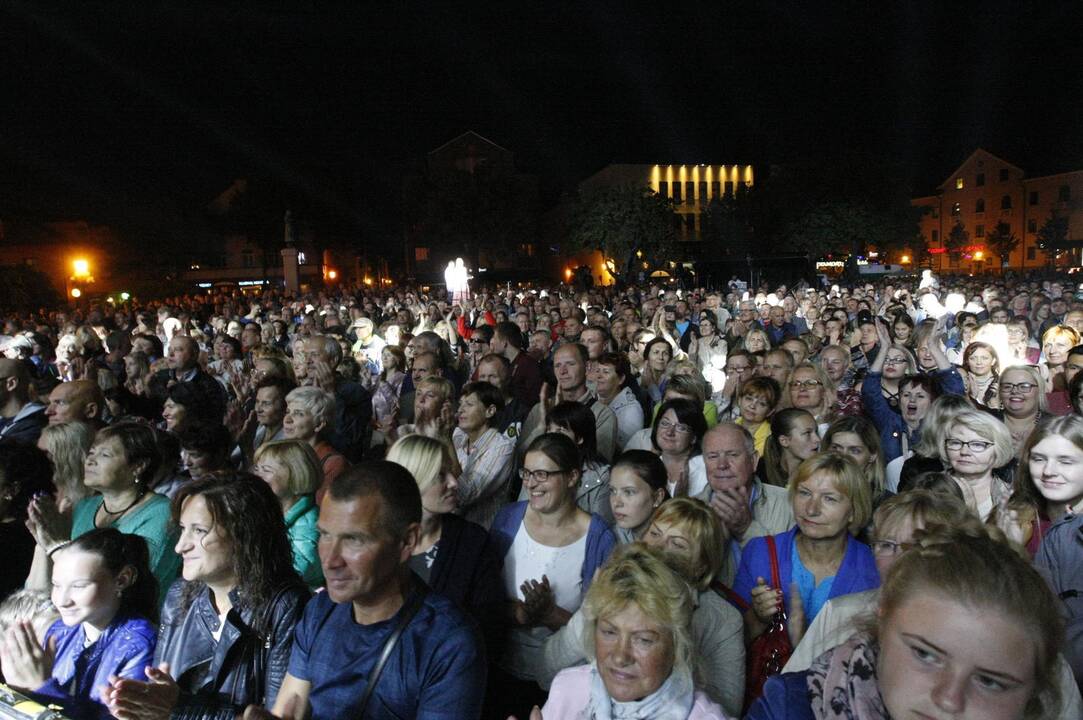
912, 149, 1083, 273
578, 163, 755, 242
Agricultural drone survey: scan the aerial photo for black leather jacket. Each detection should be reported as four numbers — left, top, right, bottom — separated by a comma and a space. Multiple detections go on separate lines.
155, 579, 310, 720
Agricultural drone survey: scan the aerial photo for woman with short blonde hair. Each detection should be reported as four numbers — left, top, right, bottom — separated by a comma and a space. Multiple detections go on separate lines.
37, 421, 95, 507
542, 544, 729, 719
939, 407, 1014, 521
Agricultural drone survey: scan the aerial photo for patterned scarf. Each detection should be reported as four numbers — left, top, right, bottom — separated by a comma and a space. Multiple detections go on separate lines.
586, 661, 695, 720
806, 633, 890, 720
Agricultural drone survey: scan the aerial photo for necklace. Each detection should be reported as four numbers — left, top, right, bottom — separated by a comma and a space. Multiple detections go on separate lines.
95, 492, 143, 528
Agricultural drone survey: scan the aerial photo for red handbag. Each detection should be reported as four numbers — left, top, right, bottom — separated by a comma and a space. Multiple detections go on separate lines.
742, 535, 793, 711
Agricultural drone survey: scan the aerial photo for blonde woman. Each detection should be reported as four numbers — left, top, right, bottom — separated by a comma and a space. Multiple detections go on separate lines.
939, 407, 1015, 521
36, 421, 95, 508
783, 361, 838, 432
252, 440, 323, 588
385, 434, 501, 630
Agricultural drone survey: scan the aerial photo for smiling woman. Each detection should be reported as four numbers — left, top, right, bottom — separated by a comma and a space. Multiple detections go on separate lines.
540, 544, 730, 719
749, 524, 1064, 720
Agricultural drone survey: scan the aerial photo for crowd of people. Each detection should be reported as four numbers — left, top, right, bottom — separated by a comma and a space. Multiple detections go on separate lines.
0, 267, 1079, 719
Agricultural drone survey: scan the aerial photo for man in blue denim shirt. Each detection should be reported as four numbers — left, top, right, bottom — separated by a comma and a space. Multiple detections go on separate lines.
244, 462, 486, 720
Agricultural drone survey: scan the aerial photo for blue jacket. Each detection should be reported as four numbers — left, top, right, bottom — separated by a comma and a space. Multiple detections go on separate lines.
746, 671, 815, 720
490, 501, 616, 596
36, 615, 156, 718
861, 368, 964, 463
733, 527, 880, 613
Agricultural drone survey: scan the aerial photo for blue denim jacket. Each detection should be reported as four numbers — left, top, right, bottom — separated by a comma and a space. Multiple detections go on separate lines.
35, 615, 156, 717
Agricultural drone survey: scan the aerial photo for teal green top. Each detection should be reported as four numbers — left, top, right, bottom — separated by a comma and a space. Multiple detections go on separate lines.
285, 494, 323, 589
72, 493, 180, 604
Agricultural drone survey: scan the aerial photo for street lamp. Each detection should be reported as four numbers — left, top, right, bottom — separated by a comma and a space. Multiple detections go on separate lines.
73, 259, 90, 277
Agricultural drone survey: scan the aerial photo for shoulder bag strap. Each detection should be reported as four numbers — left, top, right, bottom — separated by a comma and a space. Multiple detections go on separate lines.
765, 535, 786, 622
710, 580, 750, 612
356, 584, 430, 716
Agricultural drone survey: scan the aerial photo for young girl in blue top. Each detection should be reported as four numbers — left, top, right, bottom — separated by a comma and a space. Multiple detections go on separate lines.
1, 528, 157, 718
734, 452, 879, 647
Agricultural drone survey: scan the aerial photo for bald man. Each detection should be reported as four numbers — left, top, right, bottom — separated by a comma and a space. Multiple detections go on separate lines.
45, 380, 105, 426
0, 358, 46, 445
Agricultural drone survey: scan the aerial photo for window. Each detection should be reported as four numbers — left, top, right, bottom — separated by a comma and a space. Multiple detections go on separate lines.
711, 181, 721, 197
672, 183, 682, 203
698, 181, 708, 201
685, 181, 695, 203
1001, 195, 1013, 210
1027, 247, 1036, 261
242, 250, 255, 268
956, 177, 964, 189
975, 224, 985, 238
518, 244, 535, 257
1028, 219, 1038, 233
932, 230, 939, 243
658, 181, 669, 197
415, 247, 430, 261
976, 173, 985, 187
1029, 190, 1039, 205
975, 198, 985, 213
952, 202, 961, 216
724, 181, 734, 196
949, 254, 959, 267
1060, 185, 1071, 202
999, 168, 1010, 182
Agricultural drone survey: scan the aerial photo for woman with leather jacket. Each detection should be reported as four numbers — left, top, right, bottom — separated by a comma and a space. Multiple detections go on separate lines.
104, 473, 310, 720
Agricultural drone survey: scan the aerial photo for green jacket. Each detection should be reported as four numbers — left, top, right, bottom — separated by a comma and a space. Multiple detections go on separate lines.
285, 495, 324, 589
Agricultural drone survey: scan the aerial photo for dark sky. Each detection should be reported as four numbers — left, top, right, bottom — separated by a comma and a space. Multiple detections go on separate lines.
2, 1, 1082, 239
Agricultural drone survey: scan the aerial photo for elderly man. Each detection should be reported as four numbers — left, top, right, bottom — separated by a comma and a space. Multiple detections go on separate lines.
45, 380, 105, 427
696, 423, 794, 584
517, 343, 618, 463
475, 353, 530, 439
297, 335, 372, 462
0, 359, 46, 444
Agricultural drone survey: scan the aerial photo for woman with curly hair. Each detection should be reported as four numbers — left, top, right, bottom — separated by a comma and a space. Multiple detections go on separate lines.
103, 474, 309, 720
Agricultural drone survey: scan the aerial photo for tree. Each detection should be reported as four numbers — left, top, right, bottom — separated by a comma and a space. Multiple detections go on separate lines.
1037, 210, 1070, 267
945, 220, 969, 257
566, 185, 678, 283
985, 221, 1019, 268
701, 187, 753, 259
780, 198, 923, 259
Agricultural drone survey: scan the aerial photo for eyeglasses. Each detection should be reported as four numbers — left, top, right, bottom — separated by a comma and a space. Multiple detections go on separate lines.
658, 419, 693, 434
789, 380, 823, 389
518, 468, 568, 482
870, 540, 914, 557
944, 438, 994, 452
1000, 382, 1037, 394
725, 365, 751, 374
884, 357, 908, 365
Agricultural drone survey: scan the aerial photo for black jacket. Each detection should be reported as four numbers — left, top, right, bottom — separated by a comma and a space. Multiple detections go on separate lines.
155, 580, 309, 720
428, 514, 504, 650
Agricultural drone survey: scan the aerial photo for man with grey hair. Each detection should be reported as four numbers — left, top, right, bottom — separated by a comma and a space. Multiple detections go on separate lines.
300, 335, 371, 462
696, 422, 794, 584
0, 358, 45, 445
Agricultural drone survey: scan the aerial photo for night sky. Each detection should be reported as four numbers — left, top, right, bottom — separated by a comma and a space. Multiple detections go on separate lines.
2, 1, 1082, 241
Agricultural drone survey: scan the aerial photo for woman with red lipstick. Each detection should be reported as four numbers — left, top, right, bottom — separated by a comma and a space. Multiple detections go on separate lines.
783, 362, 837, 432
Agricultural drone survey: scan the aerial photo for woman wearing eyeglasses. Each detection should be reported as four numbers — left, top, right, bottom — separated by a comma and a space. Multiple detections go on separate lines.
863, 319, 964, 464
490, 433, 616, 717
783, 362, 837, 433
644, 398, 709, 498
942, 407, 1015, 521
783, 489, 971, 673
998, 365, 1048, 452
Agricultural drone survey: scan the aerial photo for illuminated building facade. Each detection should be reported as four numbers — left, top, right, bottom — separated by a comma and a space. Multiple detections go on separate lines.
912, 149, 1083, 272
578, 163, 755, 241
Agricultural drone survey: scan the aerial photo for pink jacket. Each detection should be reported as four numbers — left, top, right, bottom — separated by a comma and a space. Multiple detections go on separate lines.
542, 665, 732, 720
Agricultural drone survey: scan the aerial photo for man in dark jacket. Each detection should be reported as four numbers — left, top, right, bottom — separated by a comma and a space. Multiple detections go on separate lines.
0, 358, 46, 445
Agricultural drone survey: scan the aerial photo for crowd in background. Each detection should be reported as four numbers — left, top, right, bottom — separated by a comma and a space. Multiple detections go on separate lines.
0, 267, 1079, 718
